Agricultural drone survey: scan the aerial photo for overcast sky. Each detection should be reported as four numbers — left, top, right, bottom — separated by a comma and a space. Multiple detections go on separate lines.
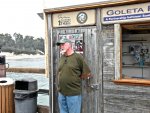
43, 0, 108, 9
0, 0, 44, 38
0, 0, 108, 38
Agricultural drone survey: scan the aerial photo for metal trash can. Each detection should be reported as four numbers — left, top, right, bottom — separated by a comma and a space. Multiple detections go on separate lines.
14, 78, 38, 113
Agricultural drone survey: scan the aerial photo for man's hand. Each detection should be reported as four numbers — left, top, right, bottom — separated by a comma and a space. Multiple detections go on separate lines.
80, 73, 93, 79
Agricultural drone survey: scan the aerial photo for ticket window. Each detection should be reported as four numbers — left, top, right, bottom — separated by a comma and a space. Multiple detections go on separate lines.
122, 23, 150, 80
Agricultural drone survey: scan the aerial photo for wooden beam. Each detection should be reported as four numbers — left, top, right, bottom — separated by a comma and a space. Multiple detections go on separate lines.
122, 22, 150, 30
7, 67, 45, 74
44, 0, 149, 13
113, 78, 150, 86
37, 105, 49, 113
114, 24, 121, 80
38, 89, 49, 95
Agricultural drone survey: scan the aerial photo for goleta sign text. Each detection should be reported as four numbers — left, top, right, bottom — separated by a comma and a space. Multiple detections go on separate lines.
102, 2, 150, 24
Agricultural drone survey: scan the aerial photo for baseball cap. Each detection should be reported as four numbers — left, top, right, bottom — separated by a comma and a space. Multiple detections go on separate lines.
56, 38, 72, 46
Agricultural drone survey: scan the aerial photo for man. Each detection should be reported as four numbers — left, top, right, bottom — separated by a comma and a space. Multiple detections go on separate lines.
56, 38, 91, 113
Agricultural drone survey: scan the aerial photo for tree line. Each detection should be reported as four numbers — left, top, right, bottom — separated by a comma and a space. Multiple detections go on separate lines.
0, 33, 44, 55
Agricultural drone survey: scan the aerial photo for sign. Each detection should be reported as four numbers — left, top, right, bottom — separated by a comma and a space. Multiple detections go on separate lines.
58, 34, 84, 54
53, 10, 95, 27
102, 2, 150, 24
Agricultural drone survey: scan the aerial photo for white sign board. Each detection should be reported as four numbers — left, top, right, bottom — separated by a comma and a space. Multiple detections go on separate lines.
102, 2, 150, 24
52, 10, 96, 27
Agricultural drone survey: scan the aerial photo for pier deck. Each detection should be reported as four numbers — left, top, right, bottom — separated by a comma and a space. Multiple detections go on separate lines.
7, 72, 49, 113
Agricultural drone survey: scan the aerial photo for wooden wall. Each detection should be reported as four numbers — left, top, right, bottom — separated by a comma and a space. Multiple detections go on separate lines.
48, 13, 150, 113
52, 26, 103, 113
102, 25, 150, 113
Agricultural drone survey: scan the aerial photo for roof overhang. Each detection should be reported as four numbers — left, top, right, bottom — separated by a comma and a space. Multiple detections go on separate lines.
37, 13, 44, 20
44, 0, 150, 14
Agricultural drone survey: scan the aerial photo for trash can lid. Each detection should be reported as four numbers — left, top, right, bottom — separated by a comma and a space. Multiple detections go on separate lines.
13, 89, 38, 94
0, 77, 14, 86
15, 78, 37, 82
15, 78, 37, 91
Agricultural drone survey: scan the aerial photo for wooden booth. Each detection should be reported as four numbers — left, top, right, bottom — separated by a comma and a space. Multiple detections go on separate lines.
44, 0, 150, 113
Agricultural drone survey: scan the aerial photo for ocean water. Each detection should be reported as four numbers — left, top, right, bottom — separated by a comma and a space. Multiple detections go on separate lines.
4, 55, 49, 106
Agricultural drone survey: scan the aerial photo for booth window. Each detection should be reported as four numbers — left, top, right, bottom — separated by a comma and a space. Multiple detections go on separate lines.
114, 23, 150, 86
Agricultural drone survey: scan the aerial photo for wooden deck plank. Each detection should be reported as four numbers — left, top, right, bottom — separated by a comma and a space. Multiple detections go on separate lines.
5, 86, 9, 113
37, 105, 49, 113
9, 84, 14, 113
7, 67, 45, 74
0, 86, 1, 113
2, 87, 6, 113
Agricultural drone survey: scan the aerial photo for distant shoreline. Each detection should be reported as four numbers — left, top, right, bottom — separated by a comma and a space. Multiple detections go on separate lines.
0, 52, 45, 60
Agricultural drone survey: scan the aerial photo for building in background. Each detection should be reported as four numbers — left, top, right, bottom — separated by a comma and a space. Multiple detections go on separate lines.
44, 0, 150, 113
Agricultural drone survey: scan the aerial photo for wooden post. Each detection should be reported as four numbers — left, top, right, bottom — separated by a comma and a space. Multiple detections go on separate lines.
114, 24, 121, 80
44, 12, 51, 78
7, 67, 45, 74
0, 65, 6, 77
0, 78, 14, 113
0, 55, 6, 77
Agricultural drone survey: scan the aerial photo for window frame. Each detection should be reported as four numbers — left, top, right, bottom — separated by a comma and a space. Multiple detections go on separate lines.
113, 24, 150, 86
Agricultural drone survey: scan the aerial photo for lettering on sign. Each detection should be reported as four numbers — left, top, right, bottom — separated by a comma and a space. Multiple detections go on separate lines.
148, 6, 150, 11
107, 8, 144, 16
102, 3, 150, 24
53, 9, 96, 27
58, 14, 71, 26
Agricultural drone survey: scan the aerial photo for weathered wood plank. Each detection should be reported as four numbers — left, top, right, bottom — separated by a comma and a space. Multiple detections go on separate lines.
104, 103, 150, 113
101, 24, 150, 113
51, 22, 150, 113
7, 67, 45, 74
37, 105, 49, 113
53, 26, 101, 113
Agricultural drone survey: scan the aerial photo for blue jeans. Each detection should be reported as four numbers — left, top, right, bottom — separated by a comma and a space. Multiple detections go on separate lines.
58, 93, 81, 113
